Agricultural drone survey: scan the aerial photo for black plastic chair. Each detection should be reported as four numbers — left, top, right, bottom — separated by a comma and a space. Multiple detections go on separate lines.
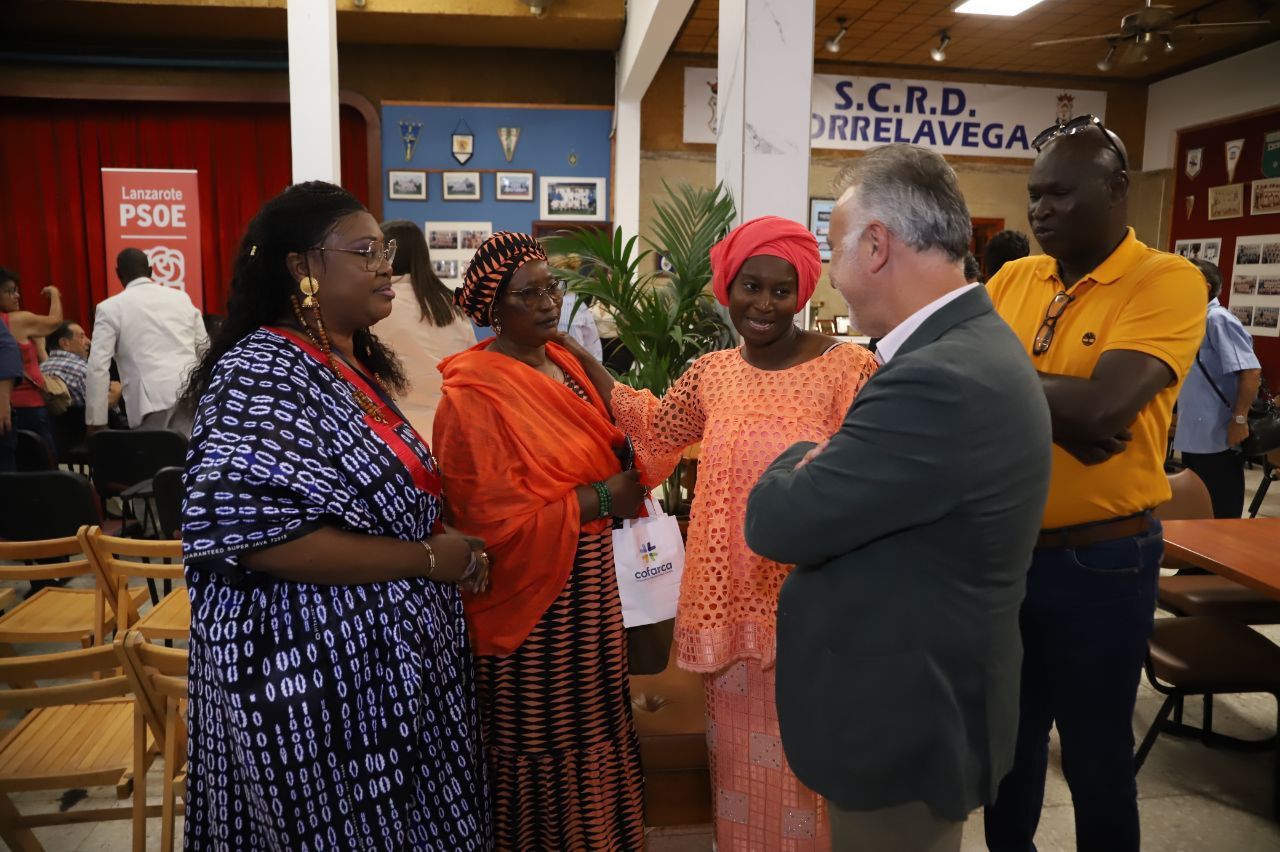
0, 470, 101, 541
151, 466, 185, 541
51, 405, 90, 471
14, 429, 56, 472
87, 430, 189, 538
0, 470, 102, 597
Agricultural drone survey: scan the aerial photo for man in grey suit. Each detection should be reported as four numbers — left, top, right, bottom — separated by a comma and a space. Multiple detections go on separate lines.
745, 144, 1053, 851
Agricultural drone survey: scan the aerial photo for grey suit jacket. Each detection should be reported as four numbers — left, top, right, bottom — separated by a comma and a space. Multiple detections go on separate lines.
744, 286, 1051, 820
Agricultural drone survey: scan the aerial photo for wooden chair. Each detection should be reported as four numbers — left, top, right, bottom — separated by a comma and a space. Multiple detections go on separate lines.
0, 588, 15, 613
0, 535, 112, 653
115, 631, 188, 852
0, 644, 157, 851
81, 527, 189, 644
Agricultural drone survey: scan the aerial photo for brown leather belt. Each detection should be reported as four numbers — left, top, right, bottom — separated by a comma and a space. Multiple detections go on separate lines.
1035, 513, 1153, 551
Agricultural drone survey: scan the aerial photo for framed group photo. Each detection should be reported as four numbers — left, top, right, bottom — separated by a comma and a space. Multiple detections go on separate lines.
540, 176, 607, 221
1252, 178, 1280, 216
496, 170, 535, 202
1208, 184, 1244, 220
442, 171, 482, 201
388, 170, 427, 201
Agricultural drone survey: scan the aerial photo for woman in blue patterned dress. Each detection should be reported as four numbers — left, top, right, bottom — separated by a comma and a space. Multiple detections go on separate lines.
178, 182, 492, 850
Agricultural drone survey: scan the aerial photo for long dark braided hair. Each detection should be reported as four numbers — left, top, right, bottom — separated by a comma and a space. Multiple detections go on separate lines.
180, 181, 407, 412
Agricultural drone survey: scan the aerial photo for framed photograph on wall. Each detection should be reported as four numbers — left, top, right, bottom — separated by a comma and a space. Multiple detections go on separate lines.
388, 170, 427, 201
1172, 238, 1222, 263
428, 228, 459, 250
432, 258, 460, 280
496, 171, 535, 202
1208, 184, 1244, 220
425, 220, 493, 290
460, 228, 491, 250
540, 176, 607, 221
442, 171, 482, 201
809, 197, 836, 261
1251, 178, 1280, 216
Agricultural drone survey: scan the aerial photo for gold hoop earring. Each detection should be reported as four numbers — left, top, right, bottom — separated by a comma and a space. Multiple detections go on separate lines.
299, 276, 320, 308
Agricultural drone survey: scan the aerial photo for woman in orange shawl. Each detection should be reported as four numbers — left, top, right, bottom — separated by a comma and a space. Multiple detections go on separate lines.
433, 232, 650, 852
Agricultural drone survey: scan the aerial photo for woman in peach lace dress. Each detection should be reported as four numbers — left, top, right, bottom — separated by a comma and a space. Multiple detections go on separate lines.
563, 216, 878, 851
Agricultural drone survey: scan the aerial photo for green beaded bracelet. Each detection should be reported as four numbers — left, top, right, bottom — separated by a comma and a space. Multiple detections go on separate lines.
591, 481, 612, 519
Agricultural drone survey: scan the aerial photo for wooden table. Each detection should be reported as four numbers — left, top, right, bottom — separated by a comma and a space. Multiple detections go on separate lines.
1161, 518, 1280, 602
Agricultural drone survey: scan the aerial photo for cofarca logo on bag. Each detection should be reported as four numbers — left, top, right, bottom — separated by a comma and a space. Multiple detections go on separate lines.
635, 542, 675, 580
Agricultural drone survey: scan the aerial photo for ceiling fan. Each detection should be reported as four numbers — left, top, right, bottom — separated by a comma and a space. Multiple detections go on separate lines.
1032, 0, 1272, 67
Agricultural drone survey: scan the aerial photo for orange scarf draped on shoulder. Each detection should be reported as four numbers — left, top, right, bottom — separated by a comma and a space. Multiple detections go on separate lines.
433, 339, 627, 656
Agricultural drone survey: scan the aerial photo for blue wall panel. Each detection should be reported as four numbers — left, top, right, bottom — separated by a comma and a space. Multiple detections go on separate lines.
379, 103, 613, 234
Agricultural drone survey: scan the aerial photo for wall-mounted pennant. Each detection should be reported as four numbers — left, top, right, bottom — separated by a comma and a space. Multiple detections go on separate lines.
1225, 139, 1244, 183
498, 127, 521, 163
452, 121, 475, 166
1263, 130, 1280, 179
398, 121, 423, 162
1185, 194, 1195, 220
1185, 147, 1202, 180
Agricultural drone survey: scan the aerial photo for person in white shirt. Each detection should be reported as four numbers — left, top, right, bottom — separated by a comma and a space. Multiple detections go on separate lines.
86, 248, 208, 435
550, 254, 603, 360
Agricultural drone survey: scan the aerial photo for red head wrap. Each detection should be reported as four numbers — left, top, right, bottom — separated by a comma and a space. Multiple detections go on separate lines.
709, 216, 823, 312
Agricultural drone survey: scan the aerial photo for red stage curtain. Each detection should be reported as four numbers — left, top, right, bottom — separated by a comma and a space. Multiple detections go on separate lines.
0, 98, 369, 325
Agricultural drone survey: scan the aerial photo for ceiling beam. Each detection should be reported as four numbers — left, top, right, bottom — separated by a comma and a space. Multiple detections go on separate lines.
617, 0, 696, 101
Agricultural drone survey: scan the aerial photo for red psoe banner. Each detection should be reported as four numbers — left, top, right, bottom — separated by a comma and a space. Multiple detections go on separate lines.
101, 168, 203, 310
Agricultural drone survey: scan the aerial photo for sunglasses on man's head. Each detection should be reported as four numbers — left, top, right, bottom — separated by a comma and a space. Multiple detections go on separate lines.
1032, 115, 1128, 173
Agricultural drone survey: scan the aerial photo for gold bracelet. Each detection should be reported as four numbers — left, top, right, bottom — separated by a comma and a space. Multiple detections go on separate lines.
419, 540, 436, 579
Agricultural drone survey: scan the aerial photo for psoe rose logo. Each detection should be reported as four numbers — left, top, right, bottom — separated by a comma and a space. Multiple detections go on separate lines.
146, 246, 186, 290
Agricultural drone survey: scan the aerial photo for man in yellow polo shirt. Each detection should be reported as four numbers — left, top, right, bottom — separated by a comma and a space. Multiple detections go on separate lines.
982, 118, 1204, 852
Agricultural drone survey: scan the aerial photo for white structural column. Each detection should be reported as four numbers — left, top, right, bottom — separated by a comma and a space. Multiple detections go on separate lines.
716, 0, 815, 225
287, 0, 341, 184
614, 0, 696, 238
614, 98, 642, 238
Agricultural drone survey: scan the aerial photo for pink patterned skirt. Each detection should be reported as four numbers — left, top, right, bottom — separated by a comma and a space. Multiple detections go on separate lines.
704, 659, 831, 850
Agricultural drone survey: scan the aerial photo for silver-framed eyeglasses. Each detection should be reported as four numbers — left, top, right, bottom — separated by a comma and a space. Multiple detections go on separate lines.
311, 238, 397, 271
509, 280, 567, 306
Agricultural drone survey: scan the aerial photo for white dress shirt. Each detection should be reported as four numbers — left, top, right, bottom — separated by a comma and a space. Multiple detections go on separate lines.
86, 277, 208, 427
558, 292, 603, 361
874, 283, 982, 365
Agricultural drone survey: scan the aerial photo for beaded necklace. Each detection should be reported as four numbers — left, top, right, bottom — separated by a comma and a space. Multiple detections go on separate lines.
289, 294, 389, 424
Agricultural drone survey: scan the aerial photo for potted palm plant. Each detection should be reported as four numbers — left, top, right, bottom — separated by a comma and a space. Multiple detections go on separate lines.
546, 182, 737, 516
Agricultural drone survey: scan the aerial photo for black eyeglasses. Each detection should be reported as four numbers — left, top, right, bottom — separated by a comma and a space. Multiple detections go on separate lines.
1032, 115, 1127, 173
508, 280, 567, 306
1033, 291, 1074, 356
311, 239, 397, 271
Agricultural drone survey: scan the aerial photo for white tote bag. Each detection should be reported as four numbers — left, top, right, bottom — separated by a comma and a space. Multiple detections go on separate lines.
612, 496, 686, 628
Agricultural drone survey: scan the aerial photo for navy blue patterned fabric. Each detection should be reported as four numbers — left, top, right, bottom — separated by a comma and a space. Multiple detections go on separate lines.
181, 328, 491, 851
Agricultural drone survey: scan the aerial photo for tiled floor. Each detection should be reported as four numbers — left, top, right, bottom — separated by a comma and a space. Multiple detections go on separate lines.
6, 464, 1278, 850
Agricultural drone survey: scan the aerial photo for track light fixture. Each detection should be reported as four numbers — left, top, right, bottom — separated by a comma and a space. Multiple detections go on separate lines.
1096, 44, 1116, 71
930, 31, 951, 62
825, 17, 849, 54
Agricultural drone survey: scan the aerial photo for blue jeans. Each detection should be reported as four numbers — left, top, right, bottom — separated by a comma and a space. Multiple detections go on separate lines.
984, 518, 1163, 852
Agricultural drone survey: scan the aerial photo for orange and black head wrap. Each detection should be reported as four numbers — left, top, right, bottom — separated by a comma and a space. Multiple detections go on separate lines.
455, 231, 548, 327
